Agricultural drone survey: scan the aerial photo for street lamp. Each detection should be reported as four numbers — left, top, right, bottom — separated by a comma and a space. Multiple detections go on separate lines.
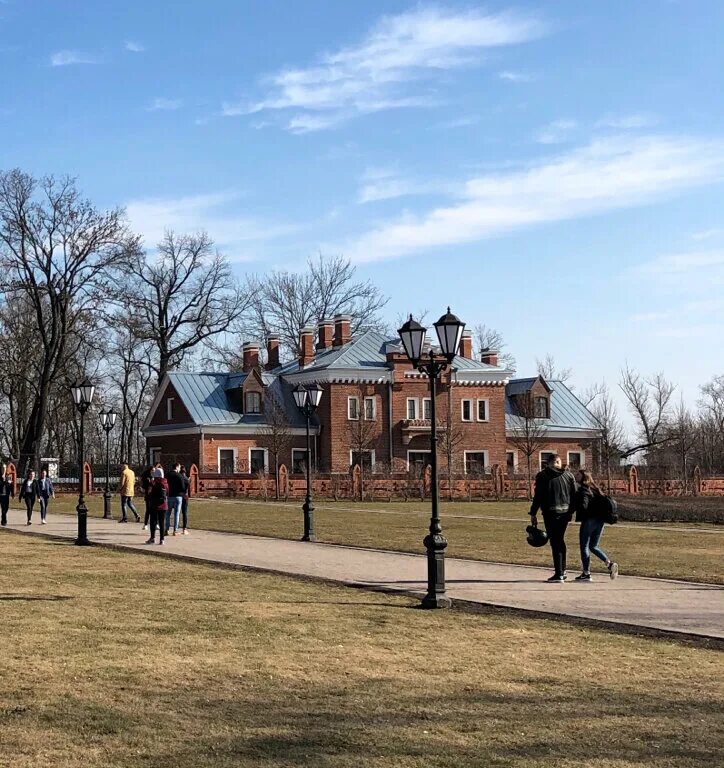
71, 378, 95, 545
293, 383, 323, 542
398, 307, 465, 609
99, 409, 117, 519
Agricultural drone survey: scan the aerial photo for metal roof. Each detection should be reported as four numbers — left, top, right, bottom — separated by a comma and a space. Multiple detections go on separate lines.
505, 378, 600, 433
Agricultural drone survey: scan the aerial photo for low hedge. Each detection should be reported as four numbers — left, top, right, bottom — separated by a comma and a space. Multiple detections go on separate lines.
615, 495, 724, 524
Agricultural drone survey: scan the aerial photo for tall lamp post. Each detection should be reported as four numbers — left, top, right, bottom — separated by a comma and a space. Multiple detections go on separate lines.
293, 383, 323, 542
71, 379, 95, 546
398, 308, 465, 609
99, 410, 117, 519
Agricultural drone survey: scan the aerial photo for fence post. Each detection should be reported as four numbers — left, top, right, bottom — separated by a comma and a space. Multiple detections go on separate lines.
189, 464, 199, 496
83, 462, 92, 495
627, 465, 639, 495
692, 466, 702, 496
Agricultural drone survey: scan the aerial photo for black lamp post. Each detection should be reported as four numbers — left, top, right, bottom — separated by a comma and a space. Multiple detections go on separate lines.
99, 409, 117, 519
71, 379, 95, 546
293, 383, 323, 542
398, 308, 465, 609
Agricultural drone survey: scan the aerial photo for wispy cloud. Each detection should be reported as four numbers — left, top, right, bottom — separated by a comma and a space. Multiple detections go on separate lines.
125, 40, 145, 53
498, 70, 535, 83
357, 167, 449, 203
125, 191, 300, 262
597, 113, 658, 130
691, 228, 723, 241
342, 135, 724, 263
635, 249, 724, 277
222, 6, 547, 132
147, 97, 183, 111
50, 50, 96, 67
536, 119, 578, 144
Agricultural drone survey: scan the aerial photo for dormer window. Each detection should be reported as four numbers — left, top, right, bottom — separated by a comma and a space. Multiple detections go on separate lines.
166, 397, 174, 421
534, 396, 549, 418
245, 392, 261, 414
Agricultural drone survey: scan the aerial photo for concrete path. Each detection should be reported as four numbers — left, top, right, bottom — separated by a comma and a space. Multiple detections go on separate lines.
3, 508, 723, 641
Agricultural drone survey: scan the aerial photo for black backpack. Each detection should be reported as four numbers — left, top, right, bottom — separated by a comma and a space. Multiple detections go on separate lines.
594, 492, 618, 525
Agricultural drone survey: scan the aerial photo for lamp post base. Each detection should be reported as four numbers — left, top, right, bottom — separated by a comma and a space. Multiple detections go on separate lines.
301, 498, 316, 542
102, 491, 112, 519
420, 594, 452, 609
422, 532, 450, 609
76, 499, 90, 546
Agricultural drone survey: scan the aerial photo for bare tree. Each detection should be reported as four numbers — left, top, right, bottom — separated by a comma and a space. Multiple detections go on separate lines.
473, 324, 516, 371
346, 385, 379, 501
0, 170, 137, 471
668, 399, 698, 491
507, 393, 548, 498
697, 375, 724, 473
247, 254, 388, 357
258, 389, 294, 500
619, 365, 675, 459
536, 354, 572, 385
586, 382, 626, 492
128, 230, 251, 382
438, 375, 464, 499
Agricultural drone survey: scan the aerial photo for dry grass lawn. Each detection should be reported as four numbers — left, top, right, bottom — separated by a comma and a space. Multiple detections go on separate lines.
0, 531, 722, 767
49, 495, 724, 585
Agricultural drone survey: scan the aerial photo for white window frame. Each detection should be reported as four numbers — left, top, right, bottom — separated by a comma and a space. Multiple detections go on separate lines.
406, 449, 431, 470
245, 391, 261, 414
291, 448, 309, 474
406, 398, 419, 420
149, 447, 162, 466
567, 450, 584, 469
166, 397, 174, 421
506, 449, 518, 472
363, 396, 376, 421
422, 397, 432, 420
248, 447, 269, 474
464, 450, 490, 474
347, 396, 360, 421
218, 447, 238, 474
461, 398, 473, 422
539, 450, 556, 470
476, 399, 489, 422
349, 449, 376, 470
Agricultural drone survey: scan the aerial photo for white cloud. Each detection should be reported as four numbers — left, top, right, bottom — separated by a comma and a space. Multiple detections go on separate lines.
597, 113, 658, 130
536, 119, 578, 144
342, 135, 724, 263
125, 191, 299, 262
223, 6, 546, 131
147, 97, 183, 111
498, 70, 535, 82
691, 228, 723, 241
357, 167, 449, 203
125, 40, 145, 53
635, 249, 724, 277
50, 50, 96, 66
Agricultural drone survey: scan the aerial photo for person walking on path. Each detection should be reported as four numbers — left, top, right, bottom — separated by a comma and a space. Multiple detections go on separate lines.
574, 470, 619, 582
165, 463, 186, 536
529, 454, 577, 582
140, 465, 153, 530
179, 465, 190, 535
19, 469, 40, 525
119, 462, 141, 523
0, 464, 14, 527
146, 467, 169, 546
37, 469, 54, 524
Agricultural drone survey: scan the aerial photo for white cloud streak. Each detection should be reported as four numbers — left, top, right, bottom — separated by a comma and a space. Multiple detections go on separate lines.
498, 70, 535, 82
223, 6, 546, 132
342, 135, 724, 263
536, 119, 578, 144
125, 40, 145, 53
147, 97, 183, 111
50, 50, 96, 66
357, 167, 449, 203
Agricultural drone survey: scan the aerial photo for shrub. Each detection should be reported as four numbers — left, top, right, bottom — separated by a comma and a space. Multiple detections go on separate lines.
616, 495, 724, 524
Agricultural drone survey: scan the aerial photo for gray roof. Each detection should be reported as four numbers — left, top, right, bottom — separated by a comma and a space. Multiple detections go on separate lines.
505, 378, 600, 433
166, 371, 308, 428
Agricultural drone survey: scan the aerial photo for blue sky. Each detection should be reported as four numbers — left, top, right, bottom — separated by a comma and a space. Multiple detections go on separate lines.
2, 0, 723, 415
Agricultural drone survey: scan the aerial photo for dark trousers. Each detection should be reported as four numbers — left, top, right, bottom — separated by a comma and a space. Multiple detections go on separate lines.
0, 496, 9, 525
121, 496, 140, 521
149, 507, 166, 541
181, 497, 189, 530
144, 497, 151, 526
543, 512, 571, 577
24, 495, 36, 522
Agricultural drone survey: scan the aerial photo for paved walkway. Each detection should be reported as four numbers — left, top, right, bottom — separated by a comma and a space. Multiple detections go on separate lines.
3, 509, 723, 641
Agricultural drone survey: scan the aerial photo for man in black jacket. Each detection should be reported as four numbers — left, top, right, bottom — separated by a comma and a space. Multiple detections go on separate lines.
529, 454, 577, 582
166, 463, 188, 536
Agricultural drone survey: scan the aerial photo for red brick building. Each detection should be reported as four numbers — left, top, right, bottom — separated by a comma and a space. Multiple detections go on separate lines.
142, 315, 600, 476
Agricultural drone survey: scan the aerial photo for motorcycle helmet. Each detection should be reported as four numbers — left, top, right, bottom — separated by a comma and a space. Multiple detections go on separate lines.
526, 524, 548, 548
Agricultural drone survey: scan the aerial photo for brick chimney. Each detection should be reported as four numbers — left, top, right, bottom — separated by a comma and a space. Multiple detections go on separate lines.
265, 334, 280, 370
480, 347, 499, 366
242, 342, 259, 372
299, 327, 315, 367
317, 318, 334, 351
459, 330, 473, 359
333, 314, 352, 347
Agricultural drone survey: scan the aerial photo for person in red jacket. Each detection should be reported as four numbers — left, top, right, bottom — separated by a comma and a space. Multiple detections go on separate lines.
145, 467, 169, 546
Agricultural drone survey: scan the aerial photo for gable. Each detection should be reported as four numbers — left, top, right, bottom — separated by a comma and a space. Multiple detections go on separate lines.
148, 381, 193, 427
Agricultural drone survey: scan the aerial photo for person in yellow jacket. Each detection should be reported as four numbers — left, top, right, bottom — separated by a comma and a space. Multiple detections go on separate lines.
119, 462, 141, 523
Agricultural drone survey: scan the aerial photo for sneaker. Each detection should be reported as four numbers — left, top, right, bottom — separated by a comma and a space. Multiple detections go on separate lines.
118, 518, 128, 523
145, 537, 155, 544
158, 539, 164, 546
575, 573, 592, 582
26, 521, 31, 526
41, 519, 46, 525
546, 574, 565, 583
172, 530, 177, 536
134, 515, 141, 523
182, 529, 189, 535
608, 562, 619, 580
142, 524, 148, 531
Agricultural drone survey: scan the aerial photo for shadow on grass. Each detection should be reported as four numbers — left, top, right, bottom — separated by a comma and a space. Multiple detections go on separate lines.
0, 594, 71, 601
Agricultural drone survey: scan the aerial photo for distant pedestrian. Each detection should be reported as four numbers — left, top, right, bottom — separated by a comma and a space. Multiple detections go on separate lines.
146, 467, 169, 546
180, 465, 190, 535
140, 465, 153, 530
37, 469, 54, 524
166, 462, 186, 536
119, 462, 141, 523
19, 469, 40, 525
574, 470, 619, 582
529, 454, 577, 582
0, 464, 14, 526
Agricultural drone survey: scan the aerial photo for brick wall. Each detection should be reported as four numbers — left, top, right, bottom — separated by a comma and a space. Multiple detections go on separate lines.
505, 439, 595, 475
149, 381, 193, 426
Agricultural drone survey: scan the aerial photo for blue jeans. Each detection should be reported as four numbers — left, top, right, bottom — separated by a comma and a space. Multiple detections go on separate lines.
121, 496, 139, 520
580, 518, 608, 572
166, 496, 182, 532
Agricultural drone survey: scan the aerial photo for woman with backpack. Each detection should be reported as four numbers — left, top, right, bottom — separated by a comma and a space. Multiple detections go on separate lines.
574, 470, 619, 582
145, 467, 169, 546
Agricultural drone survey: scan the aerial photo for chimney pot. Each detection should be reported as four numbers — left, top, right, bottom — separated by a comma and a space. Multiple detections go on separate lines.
265, 334, 280, 370
316, 318, 334, 351
299, 327, 315, 367
333, 314, 352, 347
480, 347, 499, 366
242, 342, 260, 372
459, 330, 473, 359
